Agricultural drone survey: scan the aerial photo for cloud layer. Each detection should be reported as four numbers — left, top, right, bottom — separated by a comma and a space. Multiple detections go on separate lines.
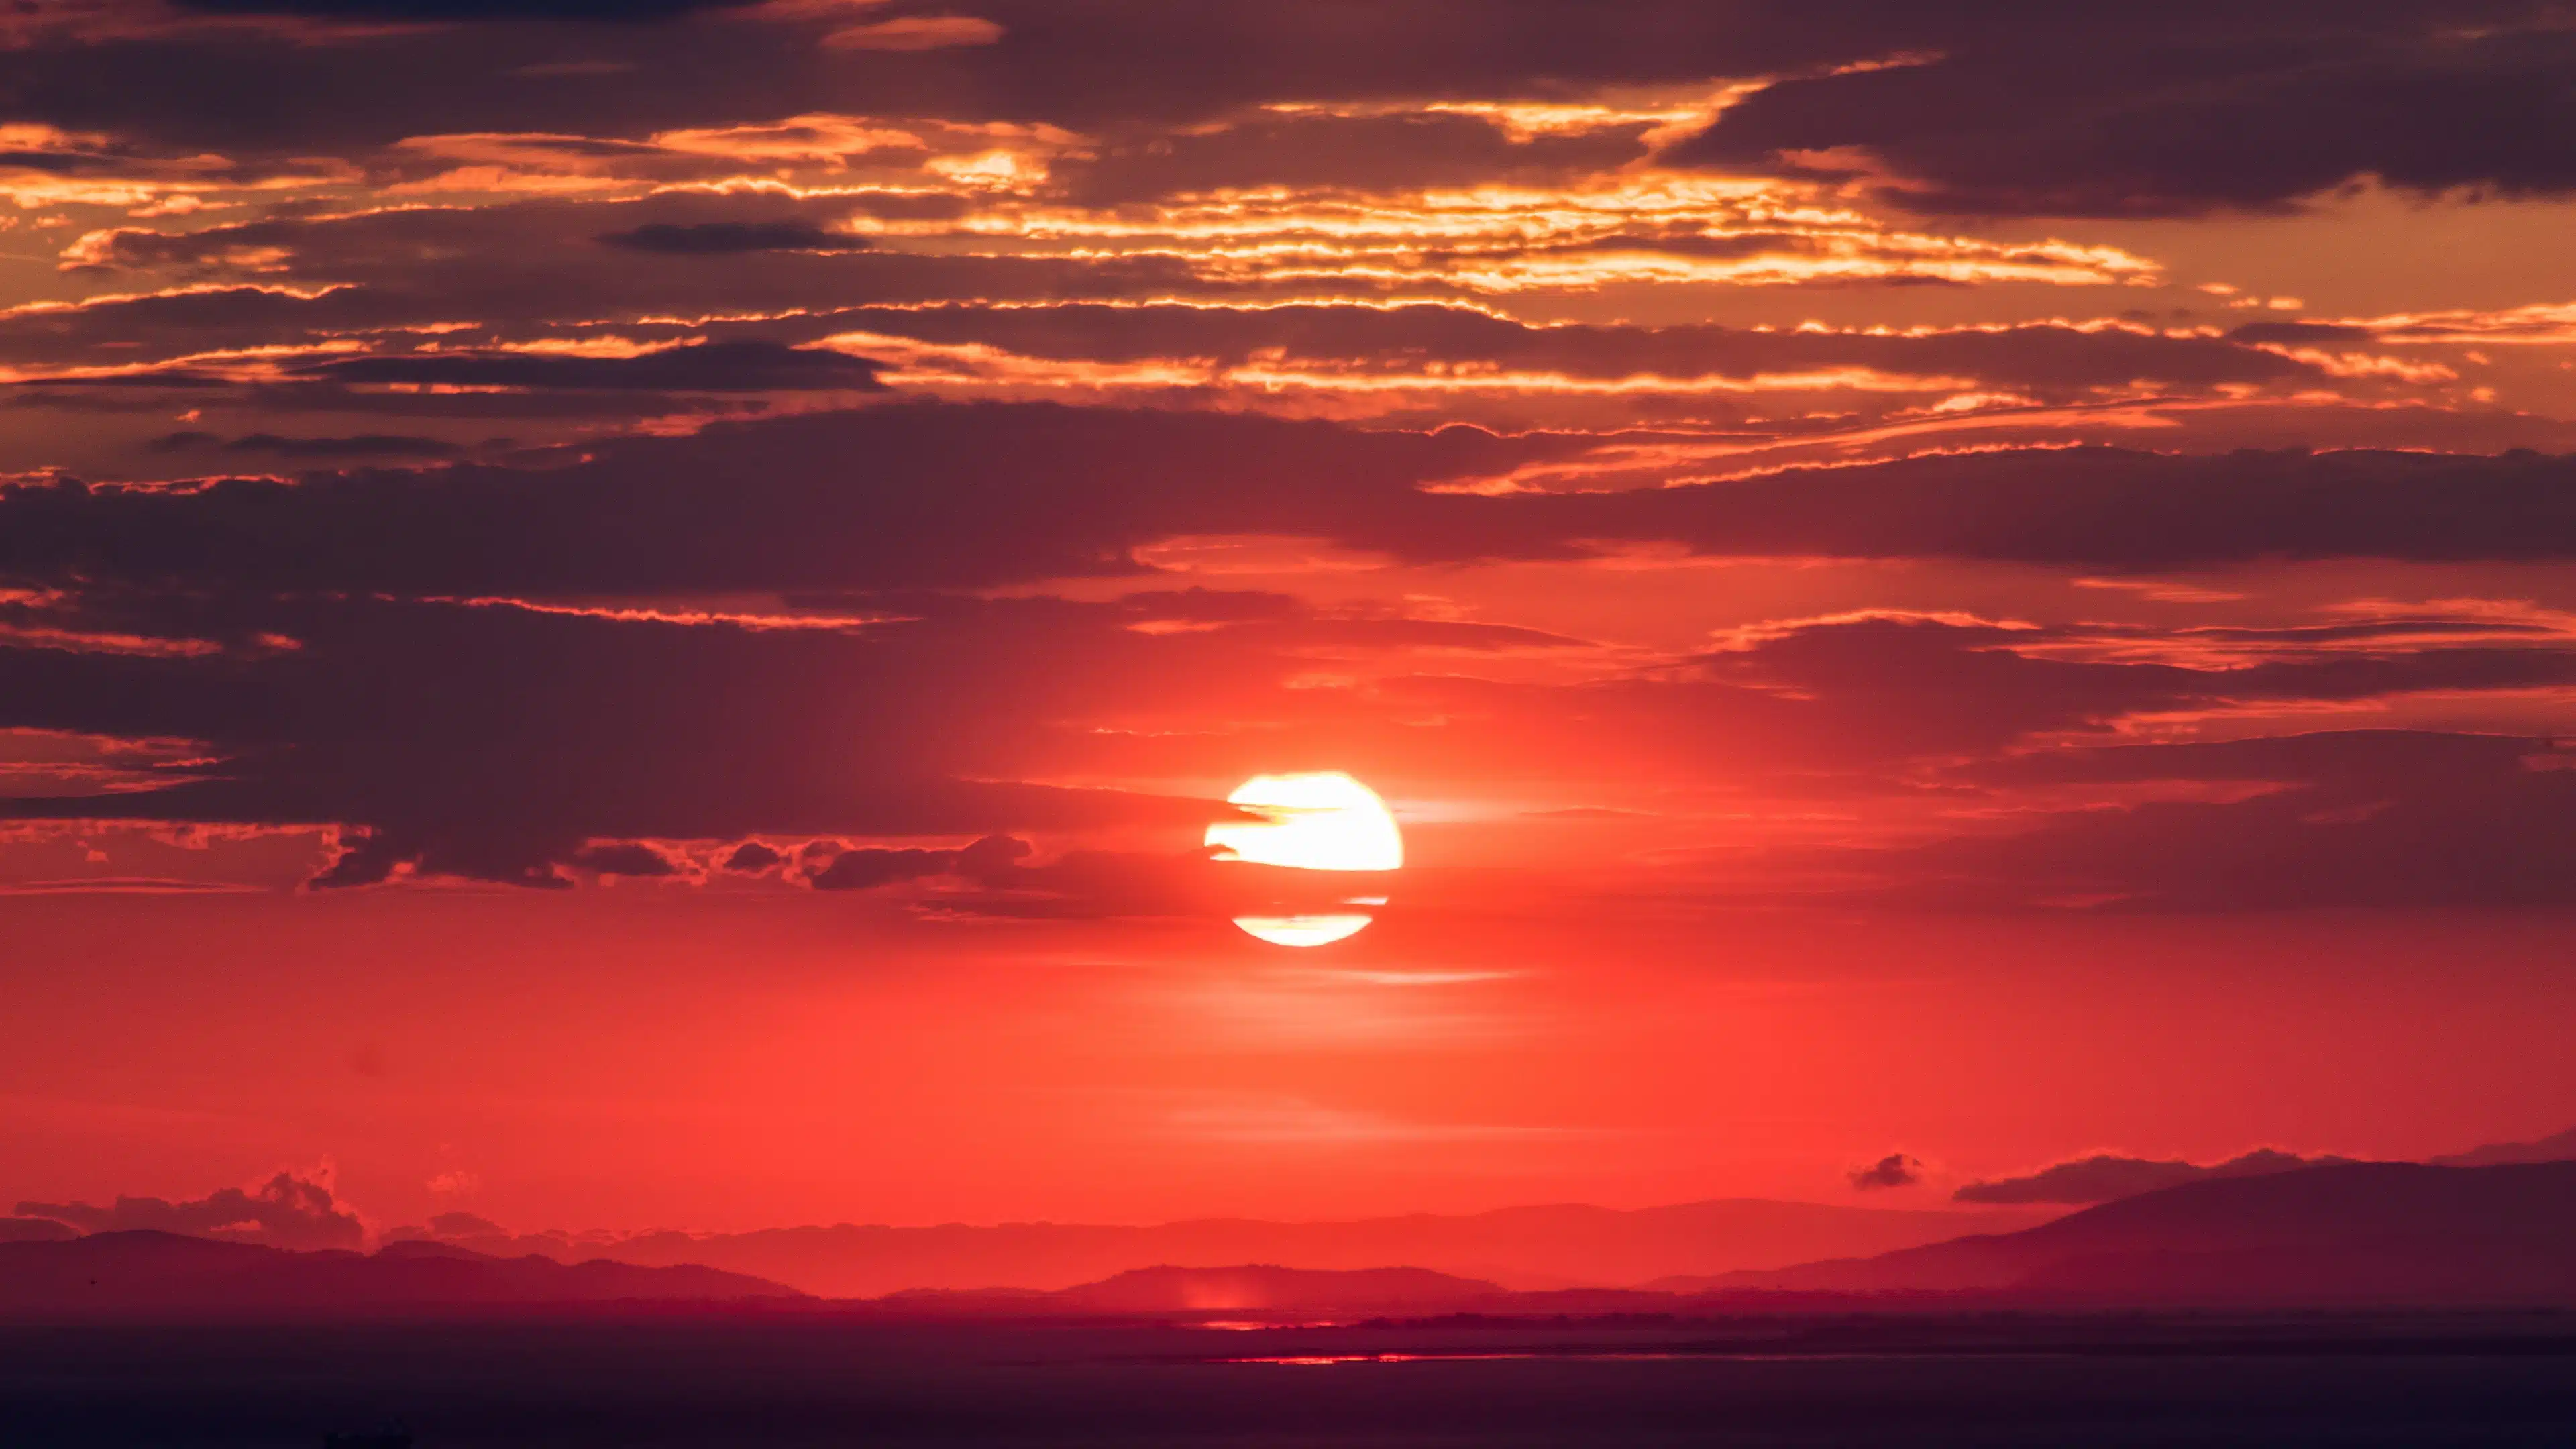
0, 0, 2571, 920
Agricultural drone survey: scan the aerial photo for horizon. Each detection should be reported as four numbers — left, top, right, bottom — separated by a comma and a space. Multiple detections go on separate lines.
12, 1158, 2576, 1316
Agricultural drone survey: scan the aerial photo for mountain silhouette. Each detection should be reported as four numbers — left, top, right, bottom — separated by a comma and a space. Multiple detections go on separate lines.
1690, 1163, 2576, 1305
391, 1197, 2049, 1296
892, 1263, 1513, 1316
1051, 1263, 1499, 1314
2432, 1126, 2576, 1167
0, 1231, 804, 1316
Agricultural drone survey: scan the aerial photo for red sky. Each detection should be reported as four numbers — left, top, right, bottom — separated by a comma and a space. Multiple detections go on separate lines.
4, 0, 2576, 1242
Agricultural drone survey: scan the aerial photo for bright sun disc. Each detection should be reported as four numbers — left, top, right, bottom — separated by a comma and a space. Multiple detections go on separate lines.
1206, 772, 1401, 946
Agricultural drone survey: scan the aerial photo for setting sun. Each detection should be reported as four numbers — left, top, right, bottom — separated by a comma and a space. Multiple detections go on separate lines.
1206, 772, 1402, 945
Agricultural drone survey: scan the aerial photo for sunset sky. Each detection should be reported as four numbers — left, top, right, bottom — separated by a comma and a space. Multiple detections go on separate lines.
5, 0, 2576, 1240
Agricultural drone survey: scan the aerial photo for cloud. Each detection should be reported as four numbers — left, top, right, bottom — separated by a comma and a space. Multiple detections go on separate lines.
778, 826, 1387, 922
11, 2, 2567, 221
824, 15, 1005, 52
13, 576, 2574, 900
172, 0, 767, 20
1668, 8, 2576, 216
1960, 730, 2553, 792
1886, 755, 2576, 910
570, 841, 682, 877
1848, 1153, 1923, 1191
0, 403, 1546, 596
15, 1170, 366, 1250
1954, 1148, 2347, 1205
14, 408, 2576, 618
1370, 446, 2576, 572
721, 841, 784, 873
596, 221, 875, 254
810, 301, 2327, 398
1052, 113, 1650, 205
301, 341, 888, 392
807, 844, 969, 892
150, 431, 468, 459
0, 586, 1297, 887
0, 1217, 79, 1242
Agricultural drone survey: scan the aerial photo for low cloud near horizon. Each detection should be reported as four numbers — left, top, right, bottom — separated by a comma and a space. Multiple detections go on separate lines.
15, 1172, 364, 1252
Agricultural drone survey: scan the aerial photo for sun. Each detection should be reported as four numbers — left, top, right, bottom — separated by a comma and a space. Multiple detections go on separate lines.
1205, 772, 1402, 946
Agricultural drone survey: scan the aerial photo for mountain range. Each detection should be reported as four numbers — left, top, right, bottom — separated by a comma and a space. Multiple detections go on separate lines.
9, 1162, 2573, 1318
388, 1197, 2053, 1297
0, 1232, 802, 1316
1678, 1161, 2576, 1306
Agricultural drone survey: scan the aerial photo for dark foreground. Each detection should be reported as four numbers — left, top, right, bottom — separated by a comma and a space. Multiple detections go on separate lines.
6, 1312, 2575, 1447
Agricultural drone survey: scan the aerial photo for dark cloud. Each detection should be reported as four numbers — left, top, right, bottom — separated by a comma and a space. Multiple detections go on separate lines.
0, 0, 2557, 218
311, 824, 578, 890
0, 3, 2549, 174
301, 341, 888, 392
1848, 1153, 1923, 1191
52, 202, 1239, 337
2226, 322, 2381, 347
1889, 757, 2576, 910
1053, 112, 1650, 204
150, 431, 468, 459
5, 575, 2572, 900
570, 841, 682, 877
173, 0, 764, 17
720, 841, 784, 873
1340, 622, 2576, 786
13, 408, 2576, 612
1379, 446, 2576, 572
807, 845, 966, 893
746, 829, 1366, 924
0, 402, 1547, 596
924, 841, 1397, 923
0, 1217, 80, 1243
1962, 731, 2553, 792
15, 1171, 365, 1250
1954, 1149, 2346, 1205
0, 588, 1286, 887
1670, 8, 2576, 215
801, 303, 2326, 396
596, 222, 875, 255
0, 4, 1768, 157
803, 834, 1032, 894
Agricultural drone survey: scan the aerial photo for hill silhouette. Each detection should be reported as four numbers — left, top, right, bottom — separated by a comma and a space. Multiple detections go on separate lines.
391, 1197, 2049, 1296
887, 1263, 1510, 1318
1686, 1163, 2576, 1305
2433, 1126, 2576, 1167
0, 1232, 804, 1317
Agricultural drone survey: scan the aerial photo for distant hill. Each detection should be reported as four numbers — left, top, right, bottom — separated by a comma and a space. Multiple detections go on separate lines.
888, 1263, 1509, 1318
0, 1232, 806, 1317
400, 1198, 2054, 1297
1689, 1163, 2576, 1306
18, 1163, 2575, 1320
0, 1218, 76, 1244
1055, 1263, 1501, 1314
2432, 1126, 2576, 1167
